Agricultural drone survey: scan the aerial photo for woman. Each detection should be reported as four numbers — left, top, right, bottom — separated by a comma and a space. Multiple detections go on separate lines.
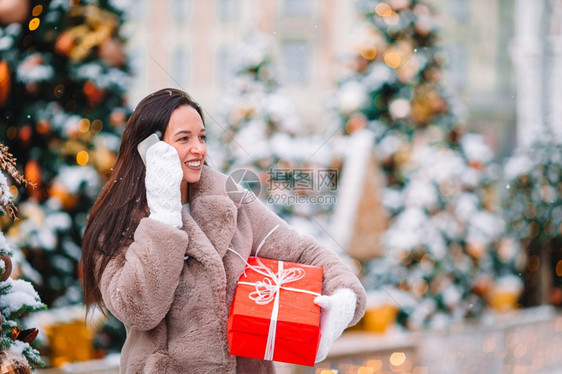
81, 88, 366, 373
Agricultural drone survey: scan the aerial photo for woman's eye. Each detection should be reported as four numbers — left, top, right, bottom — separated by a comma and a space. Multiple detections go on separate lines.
178, 136, 189, 142
199, 135, 207, 142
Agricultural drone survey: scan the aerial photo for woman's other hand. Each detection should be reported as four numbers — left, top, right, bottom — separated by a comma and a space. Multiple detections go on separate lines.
314, 288, 357, 362
145, 141, 183, 228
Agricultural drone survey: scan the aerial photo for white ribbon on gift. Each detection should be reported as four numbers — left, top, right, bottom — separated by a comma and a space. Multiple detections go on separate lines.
228, 225, 321, 361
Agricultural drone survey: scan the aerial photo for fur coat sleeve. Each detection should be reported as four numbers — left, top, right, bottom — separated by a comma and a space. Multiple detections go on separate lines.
242, 197, 367, 326
99, 217, 189, 331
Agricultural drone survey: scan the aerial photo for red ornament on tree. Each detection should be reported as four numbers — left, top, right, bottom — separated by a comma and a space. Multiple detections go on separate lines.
0, 60, 11, 107
98, 38, 126, 67
83, 81, 106, 105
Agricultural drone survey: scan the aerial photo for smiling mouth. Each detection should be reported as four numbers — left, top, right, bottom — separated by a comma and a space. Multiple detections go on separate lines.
185, 160, 202, 170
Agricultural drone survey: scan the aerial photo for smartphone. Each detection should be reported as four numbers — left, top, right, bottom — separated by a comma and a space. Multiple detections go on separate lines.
137, 133, 160, 166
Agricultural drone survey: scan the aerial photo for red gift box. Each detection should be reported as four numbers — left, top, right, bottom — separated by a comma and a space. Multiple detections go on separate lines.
227, 256, 323, 367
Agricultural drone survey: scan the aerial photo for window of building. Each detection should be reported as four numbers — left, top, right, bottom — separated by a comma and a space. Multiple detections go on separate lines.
171, 46, 189, 88
128, 47, 147, 88
171, 0, 190, 24
283, 0, 312, 17
449, 0, 469, 23
218, 0, 239, 22
446, 43, 468, 92
127, 1, 147, 22
281, 40, 310, 85
216, 45, 233, 85
127, 46, 147, 105
128, 47, 145, 77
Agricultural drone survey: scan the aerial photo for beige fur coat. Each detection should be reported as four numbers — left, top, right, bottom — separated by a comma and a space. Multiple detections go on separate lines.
99, 166, 366, 374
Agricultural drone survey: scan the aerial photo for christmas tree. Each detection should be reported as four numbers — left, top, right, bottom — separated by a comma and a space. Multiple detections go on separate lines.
0, 0, 130, 310
213, 31, 339, 239
502, 136, 561, 306
332, 0, 522, 328
1, 143, 46, 371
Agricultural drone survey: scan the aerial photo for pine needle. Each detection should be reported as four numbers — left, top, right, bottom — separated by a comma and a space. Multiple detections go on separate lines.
0, 142, 35, 219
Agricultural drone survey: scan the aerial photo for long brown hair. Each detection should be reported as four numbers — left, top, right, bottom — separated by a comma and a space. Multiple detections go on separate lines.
81, 88, 205, 313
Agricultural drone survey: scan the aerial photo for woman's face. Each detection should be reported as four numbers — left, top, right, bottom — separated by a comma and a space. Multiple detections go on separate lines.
163, 105, 207, 183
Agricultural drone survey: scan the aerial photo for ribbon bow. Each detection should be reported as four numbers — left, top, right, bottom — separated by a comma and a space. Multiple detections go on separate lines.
247, 259, 305, 305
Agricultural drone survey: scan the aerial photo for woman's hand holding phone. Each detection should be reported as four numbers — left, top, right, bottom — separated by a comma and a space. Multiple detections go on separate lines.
144, 140, 184, 228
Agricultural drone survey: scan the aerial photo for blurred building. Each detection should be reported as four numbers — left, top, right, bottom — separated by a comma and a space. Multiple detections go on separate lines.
124, 0, 357, 133
124, 0, 555, 156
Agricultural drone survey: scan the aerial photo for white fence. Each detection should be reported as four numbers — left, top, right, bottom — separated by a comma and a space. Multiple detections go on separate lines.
37, 306, 562, 374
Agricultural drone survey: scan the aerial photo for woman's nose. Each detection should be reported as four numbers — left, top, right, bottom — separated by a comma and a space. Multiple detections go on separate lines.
190, 143, 203, 155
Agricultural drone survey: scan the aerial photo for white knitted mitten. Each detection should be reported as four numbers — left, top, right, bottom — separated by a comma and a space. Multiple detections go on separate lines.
314, 288, 357, 362
145, 141, 183, 228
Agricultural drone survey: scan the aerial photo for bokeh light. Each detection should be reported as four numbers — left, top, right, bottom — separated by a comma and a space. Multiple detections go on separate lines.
540, 184, 554, 201
364, 360, 382, 370
54, 84, 65, 98
384, 51, 401, 68
78, 118, 90, 133
420, 254, 435, 271
527, 221, 540, 239
357, 366, 374, 374
18, 125, 32, 143
439, 179, 455, 197
545, 220, 555, 235
32, 5, 43, 16
360, 47, 377, 60
91, 119, 103, 133
24, 160, 41, 185
29, 18, 40, 31
375, 3, 392, 17
527, 254, 540, 272
352, 258, 362, 276
36, 120, 50, 134
556, 260, 562, 277
390, 352, 406, 366
9, 185, 18, 199
6, 126, 17, 140
413, 278, 429, 295
523, 202, 536, 219
76, 151, 89, 166
384, 11, 400, 25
